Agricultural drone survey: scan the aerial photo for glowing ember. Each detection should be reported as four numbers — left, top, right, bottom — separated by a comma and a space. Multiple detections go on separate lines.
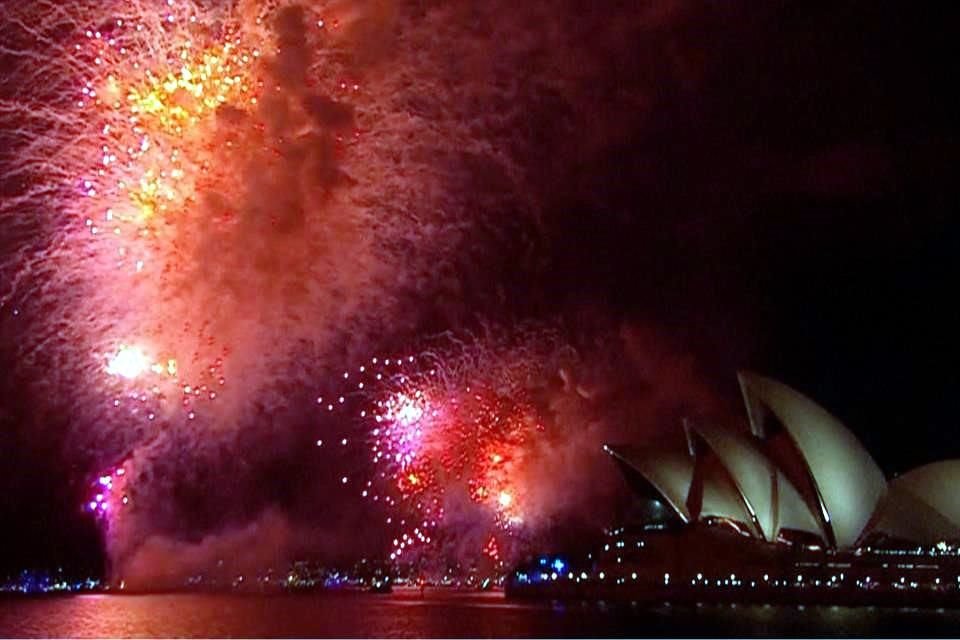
105, 345, 150, 379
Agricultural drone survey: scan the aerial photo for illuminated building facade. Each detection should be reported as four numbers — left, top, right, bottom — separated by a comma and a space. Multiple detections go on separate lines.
508, 373, 960, 604
605, 372, 960, 550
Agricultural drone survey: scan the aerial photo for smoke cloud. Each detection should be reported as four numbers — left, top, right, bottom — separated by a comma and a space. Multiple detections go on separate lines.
0, 0, 757, 575
116, 509, 293, 590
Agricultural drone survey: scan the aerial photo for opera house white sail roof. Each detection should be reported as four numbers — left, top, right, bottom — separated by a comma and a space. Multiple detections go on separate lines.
607, 372, 959, 550
687, 421, 822, 542
870, 461, 960, 545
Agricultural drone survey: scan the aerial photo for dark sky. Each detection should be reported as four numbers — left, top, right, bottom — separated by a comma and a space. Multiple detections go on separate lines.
534, 1, 958, 471
0, 0, 957, 576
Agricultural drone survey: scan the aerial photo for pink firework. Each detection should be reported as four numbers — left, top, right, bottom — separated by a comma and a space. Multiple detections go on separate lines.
85, 462, 131, 524
0, 0, 400, 569
321, 331, 567, 570
1, 0, 392, 448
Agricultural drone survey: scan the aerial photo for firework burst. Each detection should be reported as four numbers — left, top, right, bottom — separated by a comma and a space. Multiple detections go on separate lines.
0, 0, 400, 565
85, 462, 131, 522
1, 0, 632, 577
319, 329, 575, 571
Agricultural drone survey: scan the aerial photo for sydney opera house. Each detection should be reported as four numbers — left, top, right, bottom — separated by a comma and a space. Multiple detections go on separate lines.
509, 372, 960, 604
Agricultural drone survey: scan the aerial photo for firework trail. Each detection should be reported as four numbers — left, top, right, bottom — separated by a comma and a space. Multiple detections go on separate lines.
1, 0, 727, 578
0, 0, 427, 567
3, 0, 370, 423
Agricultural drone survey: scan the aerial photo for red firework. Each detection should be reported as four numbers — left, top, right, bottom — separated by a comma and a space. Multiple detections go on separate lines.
322, 343, 553, 569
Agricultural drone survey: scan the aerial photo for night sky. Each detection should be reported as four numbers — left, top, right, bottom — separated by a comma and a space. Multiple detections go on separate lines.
0, 0, 956, 578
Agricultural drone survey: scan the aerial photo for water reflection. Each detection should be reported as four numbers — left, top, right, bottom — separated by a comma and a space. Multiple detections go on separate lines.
1, 593, 959, 638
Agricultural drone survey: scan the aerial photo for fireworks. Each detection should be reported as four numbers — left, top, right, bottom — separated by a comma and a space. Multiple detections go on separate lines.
105, 345, 151, 380
85, 462, 131, 523
4, 2, 377, 436
320, 331, 572, 570
0, 0, 386, 563
68, 3, 269, 426
0, 0, 613, 580
373, 376, 540, 566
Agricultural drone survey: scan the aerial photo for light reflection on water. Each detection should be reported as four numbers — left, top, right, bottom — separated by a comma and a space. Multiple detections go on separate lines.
1, 592, 959, 638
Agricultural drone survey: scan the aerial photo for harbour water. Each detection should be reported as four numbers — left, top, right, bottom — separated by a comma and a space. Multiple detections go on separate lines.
2, 591, 960, 637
